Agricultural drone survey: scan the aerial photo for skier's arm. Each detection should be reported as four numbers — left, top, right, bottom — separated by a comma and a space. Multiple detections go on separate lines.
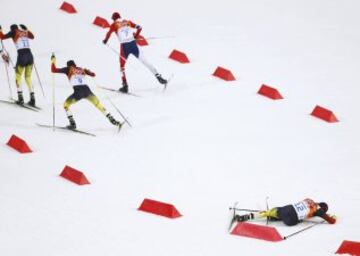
314, 209, 336, 224
103, 23, 116, 44
0, 30, 14, 40
50, 55, 68, 74
19, 24, 34, 39
320, 213, 336, 224
129, 21, 142, 38
84, 69, 96, 77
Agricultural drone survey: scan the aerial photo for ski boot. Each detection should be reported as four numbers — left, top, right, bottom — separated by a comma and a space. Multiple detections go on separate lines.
16, 91, 24, 105
67, 115, 77, 130
155, 73, 167, 85
106, 113, 122, 127
28, 92, 36, 107
119, 80, 128, 93
235, 213, 255, 222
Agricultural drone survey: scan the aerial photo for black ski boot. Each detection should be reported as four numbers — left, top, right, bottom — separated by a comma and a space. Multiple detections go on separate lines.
67, 115, 77, 130
16, 91, 24, 105
155, 73, 167, 85
119, 80, 128, 93
28, 92, 36, 107
106, 113, 122, 127
235, 213, 254, 222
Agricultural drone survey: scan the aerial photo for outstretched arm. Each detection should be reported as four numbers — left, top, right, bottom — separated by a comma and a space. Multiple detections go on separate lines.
103, 23, 117, 44
19, 24, 34, 39
131, 21, 142, 38
50, 54, 68, 74
84, 69, 96, 77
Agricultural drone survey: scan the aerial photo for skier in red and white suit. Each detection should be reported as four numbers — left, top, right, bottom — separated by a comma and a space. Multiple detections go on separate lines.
102, 12, 167, 93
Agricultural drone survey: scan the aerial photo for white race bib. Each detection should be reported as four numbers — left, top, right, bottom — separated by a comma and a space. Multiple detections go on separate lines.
70, 73, 85, 87
16, 36, 30, 50
292, 201, 309, 220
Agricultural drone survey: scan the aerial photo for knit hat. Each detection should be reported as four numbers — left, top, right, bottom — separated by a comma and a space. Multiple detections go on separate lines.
112, 12, 121, 21
318, 202, 328, 213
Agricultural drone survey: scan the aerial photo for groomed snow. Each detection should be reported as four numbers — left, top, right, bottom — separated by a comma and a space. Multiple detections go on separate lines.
1, 0, 360, 255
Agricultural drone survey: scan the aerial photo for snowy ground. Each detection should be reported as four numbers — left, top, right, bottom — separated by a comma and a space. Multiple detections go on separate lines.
1, 0, 360, 255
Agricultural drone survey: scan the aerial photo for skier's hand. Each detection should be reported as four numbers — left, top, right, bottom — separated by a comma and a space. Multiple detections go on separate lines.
102, 39, 108, 44
19, 24, 27, 31
0, 25, 2, 32
51, 54, 56, 64
1, 52, 10, 64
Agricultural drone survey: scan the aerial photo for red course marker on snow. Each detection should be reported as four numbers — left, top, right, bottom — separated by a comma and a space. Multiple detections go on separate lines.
310, 105, 339, 123
231, 222, 283, 242
169, 49, 190, 63
93, 16, 110, 28
136, 35, 149, 46
60, 165, 90, 185
138, 198, 182, 218
336, 240, 360, 256
212, 66, 236, 81
6, 134, 32, 153
60, 1, 77, 14
258, 84, 283, 100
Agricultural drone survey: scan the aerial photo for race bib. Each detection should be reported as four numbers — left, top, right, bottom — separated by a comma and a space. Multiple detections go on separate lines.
16, 36, 30, 50
70, 70, 85, 86
292, 201, 310, 220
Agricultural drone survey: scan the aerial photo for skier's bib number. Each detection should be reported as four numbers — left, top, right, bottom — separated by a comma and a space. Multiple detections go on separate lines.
117, 27, 133, 43
70, 74, 84, 86
16, 37, 30, 50
292, 201, 309, 220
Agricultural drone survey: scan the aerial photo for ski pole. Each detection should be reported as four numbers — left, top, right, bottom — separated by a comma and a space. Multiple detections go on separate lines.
228, 207, 262, 212
33, 61, 46, 98
266, 196, 270, 225
140, 35, 175, 41
1, 41, 13, 99
51, 53, 55, 131
106, 96, 132, 128
90, 77, 132, 125
283, 219, 326, 240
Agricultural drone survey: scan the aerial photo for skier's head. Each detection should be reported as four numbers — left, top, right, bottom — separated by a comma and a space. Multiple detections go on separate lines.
112, 12, 121, 21
10, 24, 18, 31
318, 202, 328, 213
67, 60, 76, 68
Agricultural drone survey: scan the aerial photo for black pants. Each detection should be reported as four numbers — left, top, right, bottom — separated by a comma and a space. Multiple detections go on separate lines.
16, 49, 34, 67
277, 205, 299, 226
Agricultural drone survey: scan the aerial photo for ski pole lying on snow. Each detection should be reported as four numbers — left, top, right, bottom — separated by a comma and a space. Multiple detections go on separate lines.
283, 219, 326, 240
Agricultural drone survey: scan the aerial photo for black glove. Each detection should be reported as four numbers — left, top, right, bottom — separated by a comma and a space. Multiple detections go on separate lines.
19, 24, 27, 30
102, 39, 108, 44
0, 25, 2, 30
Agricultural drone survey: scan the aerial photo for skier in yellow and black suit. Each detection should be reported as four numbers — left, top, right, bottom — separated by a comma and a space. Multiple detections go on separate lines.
51, 54, 122, 129
0, 24, 36, 106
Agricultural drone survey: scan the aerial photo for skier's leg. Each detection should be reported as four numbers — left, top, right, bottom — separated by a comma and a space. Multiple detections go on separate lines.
137, 50, 158, 75
277, 205, 299, 226
64, 95, 78, 129
25, 64, 35, 106
119, 44, 129, 92
24, 64, 34, 92
86, 94, 107, 114
136, 48, 167, 85
15, 65, 25, 104
86, 94, 120, 126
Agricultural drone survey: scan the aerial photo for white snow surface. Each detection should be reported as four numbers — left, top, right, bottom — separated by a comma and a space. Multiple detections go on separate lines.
1, 0, 360, 255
